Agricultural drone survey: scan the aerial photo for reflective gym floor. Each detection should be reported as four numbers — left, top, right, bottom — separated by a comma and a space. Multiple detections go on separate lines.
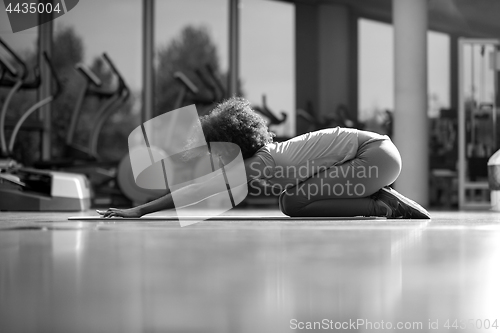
0, 209, 499, 333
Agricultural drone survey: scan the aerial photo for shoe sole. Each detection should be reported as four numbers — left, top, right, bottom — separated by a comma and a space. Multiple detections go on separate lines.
380, 187, 431, 219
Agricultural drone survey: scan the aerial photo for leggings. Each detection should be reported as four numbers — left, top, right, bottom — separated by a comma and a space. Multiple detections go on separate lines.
279, 132, 402, 217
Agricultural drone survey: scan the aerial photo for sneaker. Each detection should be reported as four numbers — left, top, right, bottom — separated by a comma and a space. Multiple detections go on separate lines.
372, 186, 431, 219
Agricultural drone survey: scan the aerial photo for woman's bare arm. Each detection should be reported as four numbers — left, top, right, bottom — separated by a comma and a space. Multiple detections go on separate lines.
98, 155, 270, 218
97, 181, 209, 218
97, 191, 175, 218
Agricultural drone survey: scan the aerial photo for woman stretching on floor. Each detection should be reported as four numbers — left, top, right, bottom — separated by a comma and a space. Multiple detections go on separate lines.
98, 97, 430, 219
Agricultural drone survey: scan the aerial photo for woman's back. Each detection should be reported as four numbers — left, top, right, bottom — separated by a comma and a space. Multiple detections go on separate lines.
254, 127, 360, 188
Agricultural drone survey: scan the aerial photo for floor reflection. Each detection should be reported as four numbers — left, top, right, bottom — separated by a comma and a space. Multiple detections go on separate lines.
0, 213, 499, 332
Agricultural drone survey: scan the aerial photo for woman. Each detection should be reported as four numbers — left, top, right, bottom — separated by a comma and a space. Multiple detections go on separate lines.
98, 97, 430, 219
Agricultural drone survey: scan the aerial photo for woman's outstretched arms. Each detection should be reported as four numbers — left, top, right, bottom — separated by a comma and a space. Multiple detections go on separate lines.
97, 181, 210, 218
97, 191, 175, 218
97, 154, 269, 218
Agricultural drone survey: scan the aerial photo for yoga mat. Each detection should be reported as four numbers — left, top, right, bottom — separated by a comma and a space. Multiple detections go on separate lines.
68, 216, 386, 221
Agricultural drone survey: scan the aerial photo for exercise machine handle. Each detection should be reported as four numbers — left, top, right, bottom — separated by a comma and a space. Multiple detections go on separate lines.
0, 51, 41, 89
195, 67, 219, 102
102, 53, 126, 90
205, 64, 226, 100
121, 81, 130, 100
6, 53, 62, 154
173, 71, 199, 95
0, 54, 19, 78
75, 63, 102, 87
0, 38, 28, 79
42, 52, 62, 98
74, 59, 119, 97
254, 95, 287, 126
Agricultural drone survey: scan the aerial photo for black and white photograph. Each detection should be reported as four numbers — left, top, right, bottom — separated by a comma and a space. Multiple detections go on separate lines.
0, 0, 499, 332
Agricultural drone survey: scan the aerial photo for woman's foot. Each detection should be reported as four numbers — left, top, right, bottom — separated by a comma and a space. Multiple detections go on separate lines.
372, 186, 431, 219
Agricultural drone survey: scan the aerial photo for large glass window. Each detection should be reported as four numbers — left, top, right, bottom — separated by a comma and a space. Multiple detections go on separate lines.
240, 0, 295, 137
358, 19, 394, 123
0, 7, 39, 163
3, 0, 143, 164
0, 8, 37, 56
154, 0, 295, 137
154, 0, 228, 116
358, 18, 450, 124
428, 31, 450, 117
53, 0, 142, 161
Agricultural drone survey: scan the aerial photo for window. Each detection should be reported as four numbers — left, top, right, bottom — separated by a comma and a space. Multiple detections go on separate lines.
155, 0, 228, 115
240, 0, 295, 137
0, 7, 39, 162
54, 0, 142, 161
358, 18, 450, 122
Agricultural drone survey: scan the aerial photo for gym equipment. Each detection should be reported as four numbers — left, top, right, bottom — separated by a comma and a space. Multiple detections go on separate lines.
7, 53, 59, 154
488, 149, 500, 211
177, 64, 288, 127
203, 64, 287, 126
173, 71, 199, 109
252, 94, 287, 127
194, 64, 288, 127
0, 39, 29, 156
194, 64, 225, 104
36, 53, 168, 206
297, 102, 360, 132
172, 67, 220, 114
34, 53, 132, 206
0, 38, 90, 211
64, 53, 130, 161
88, 54, 130, 160
458, 38, 499, 209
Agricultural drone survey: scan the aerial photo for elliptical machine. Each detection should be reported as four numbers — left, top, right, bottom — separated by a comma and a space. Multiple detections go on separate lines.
192, 63, 288, 127
35, 53, 132, 206
65, 53, 130, 161
0, 38, 90, 211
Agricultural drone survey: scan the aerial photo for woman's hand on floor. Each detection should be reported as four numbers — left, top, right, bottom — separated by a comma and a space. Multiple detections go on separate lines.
96, 207, 142, 218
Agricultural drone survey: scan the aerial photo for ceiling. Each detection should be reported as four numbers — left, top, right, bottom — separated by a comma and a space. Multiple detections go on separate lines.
280, 0, 500, 38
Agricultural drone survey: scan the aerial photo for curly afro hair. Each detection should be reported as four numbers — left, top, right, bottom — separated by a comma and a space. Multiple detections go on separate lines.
200, 97, 271, 159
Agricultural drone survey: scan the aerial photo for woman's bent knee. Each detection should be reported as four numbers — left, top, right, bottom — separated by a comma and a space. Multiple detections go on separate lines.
279, 191, 301, 217
381, 140, 402, 184
362, 139, 402, 188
